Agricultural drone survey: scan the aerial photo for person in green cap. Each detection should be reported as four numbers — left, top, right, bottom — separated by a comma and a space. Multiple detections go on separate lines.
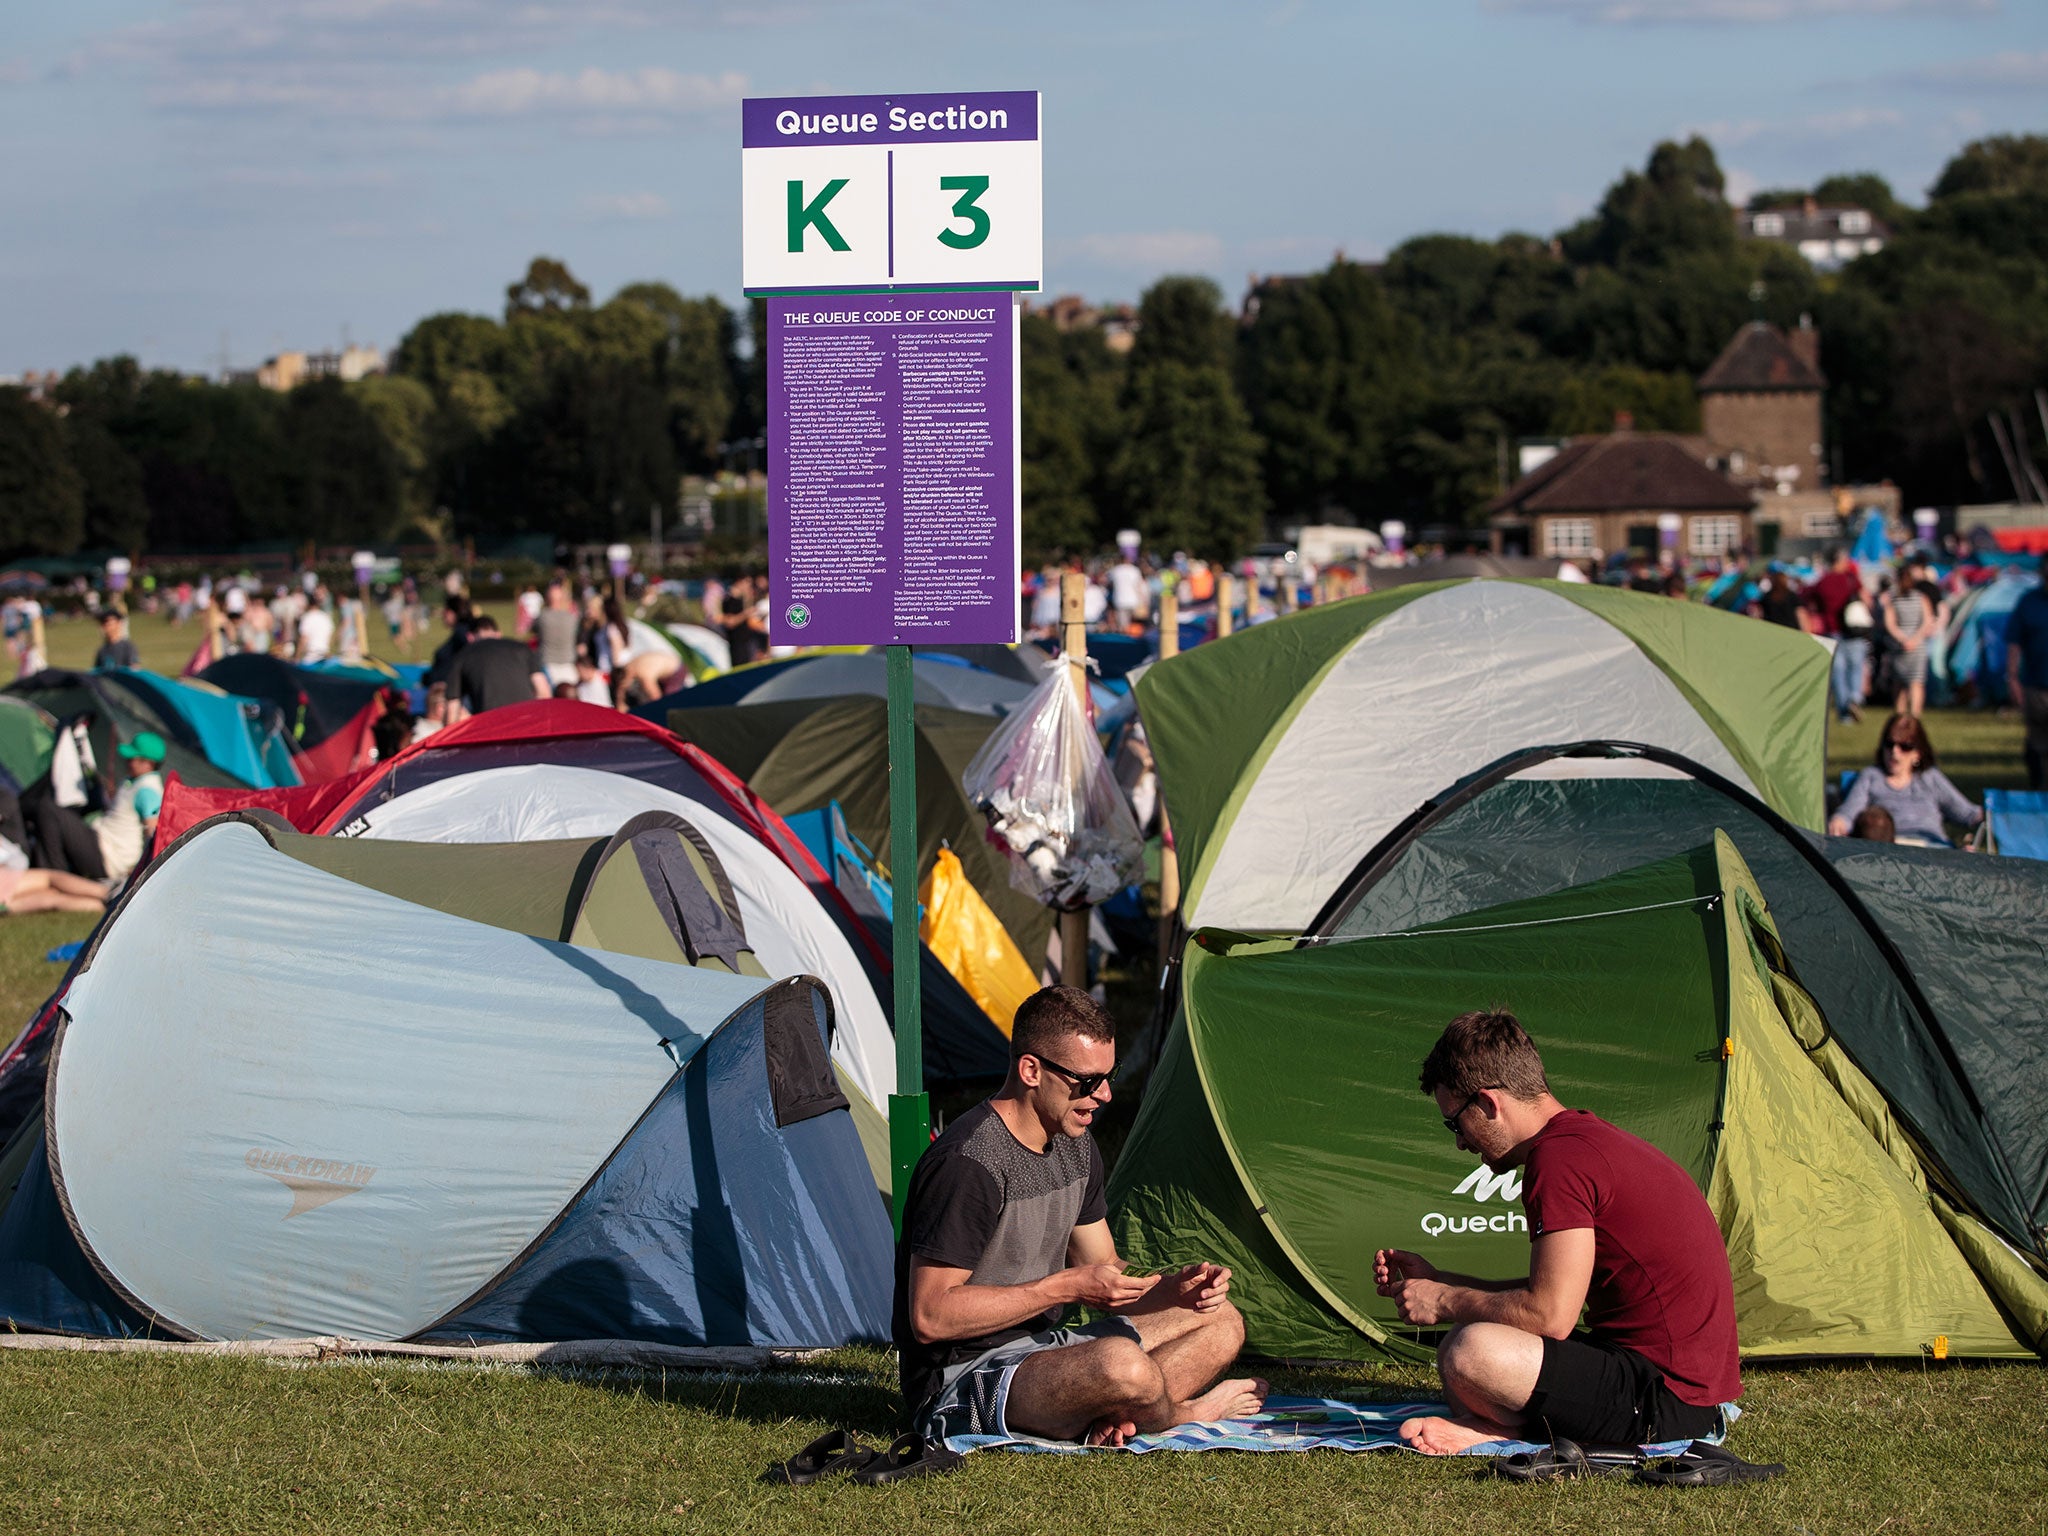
94, 731, 166, 883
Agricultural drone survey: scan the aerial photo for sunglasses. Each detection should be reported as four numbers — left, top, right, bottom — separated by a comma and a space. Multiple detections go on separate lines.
1883, 740, 1917, 754
1028, 1052, 1118, 1098
1442, 1089, 1495, 1134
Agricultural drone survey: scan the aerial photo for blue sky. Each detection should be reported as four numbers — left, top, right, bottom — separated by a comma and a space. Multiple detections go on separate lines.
3, 0, 2044, 374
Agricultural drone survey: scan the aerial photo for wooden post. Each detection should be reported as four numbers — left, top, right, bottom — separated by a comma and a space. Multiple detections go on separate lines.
1216, 574, 1235, 639
1155, 589, 1180, 973
1059, 571, 1090, 990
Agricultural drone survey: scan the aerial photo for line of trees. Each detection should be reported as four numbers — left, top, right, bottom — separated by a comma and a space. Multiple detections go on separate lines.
5, 134, 2046, 565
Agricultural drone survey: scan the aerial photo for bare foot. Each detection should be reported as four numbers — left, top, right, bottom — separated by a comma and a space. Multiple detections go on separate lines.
1399, 1414, 1510, 1456
1084, 1416, 1137, 1447
1182, 1376, 1270, 1425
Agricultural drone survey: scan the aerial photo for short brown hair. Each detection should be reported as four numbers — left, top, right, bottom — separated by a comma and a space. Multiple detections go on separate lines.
1419, 1009, 1549, 1102
1011, 985, 1114, 1064
1850, 806, 1896, 841
1875, 713, 1936, 771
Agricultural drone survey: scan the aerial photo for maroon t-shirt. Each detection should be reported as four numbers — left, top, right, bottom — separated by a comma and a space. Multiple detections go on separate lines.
1522, 1110, 1741, 1407
1811, 568, 1864, 636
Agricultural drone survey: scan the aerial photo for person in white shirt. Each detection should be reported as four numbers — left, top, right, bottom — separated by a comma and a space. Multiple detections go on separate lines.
297, 589, 336, 664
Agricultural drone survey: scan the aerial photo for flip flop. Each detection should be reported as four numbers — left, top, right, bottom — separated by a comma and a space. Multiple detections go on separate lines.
759, 1428, 877, 1486
850, 1432, 965, 1485
1635, 1442, 1785, 1486
1489, 1438, 1642, 1482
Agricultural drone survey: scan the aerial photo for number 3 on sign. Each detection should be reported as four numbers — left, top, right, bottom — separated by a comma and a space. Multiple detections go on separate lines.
938, 176, 990, 250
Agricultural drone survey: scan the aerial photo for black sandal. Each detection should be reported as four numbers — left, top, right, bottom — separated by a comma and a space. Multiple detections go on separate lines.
759, 1428, 878, 1485
1635, 1441, 1785, 1486
850, 1432, 965, 1485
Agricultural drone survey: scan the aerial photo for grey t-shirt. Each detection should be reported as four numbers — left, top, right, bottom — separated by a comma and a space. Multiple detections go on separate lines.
893, 1100, 1106, 1412
533, 607, 580, 672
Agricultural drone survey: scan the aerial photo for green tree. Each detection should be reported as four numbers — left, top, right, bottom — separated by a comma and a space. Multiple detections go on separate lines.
1812, 173, 1909, 228
1020, 313, 1112, 556
1930, 134, 2048, 202
1239, 261, 1424, 520
0, 389, 85, 556
504, 256, 592, 318
1128, 275, 1235, 371
1110, 360, 1265, 559
63, 415, 148, 552
350, 375, 438, 536
609, 283, 739, 471
279, 379, 404, 544
392, 313, 505, 397
1561, 137, 1732, 269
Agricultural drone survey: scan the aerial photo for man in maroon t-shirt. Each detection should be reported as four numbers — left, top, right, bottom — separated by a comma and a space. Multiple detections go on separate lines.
1374, 1009, 1741, 1454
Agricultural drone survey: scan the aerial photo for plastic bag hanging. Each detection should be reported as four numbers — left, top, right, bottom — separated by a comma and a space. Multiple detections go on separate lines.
962, 664, 1146, 910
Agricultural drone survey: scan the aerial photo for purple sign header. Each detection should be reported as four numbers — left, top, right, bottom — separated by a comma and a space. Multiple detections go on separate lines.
767, 295, 1020, 646
743, 91, 1038, 149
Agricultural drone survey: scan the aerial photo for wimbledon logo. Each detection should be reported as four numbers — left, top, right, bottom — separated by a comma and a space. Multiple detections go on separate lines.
1419, 1164, 1526, 1238
784, 602, 812, 630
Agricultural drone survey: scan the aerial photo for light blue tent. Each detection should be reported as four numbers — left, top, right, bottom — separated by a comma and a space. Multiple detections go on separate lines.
1936, 571, 2042, 707
0, 815, 891, 1345
106, 669, 302, 788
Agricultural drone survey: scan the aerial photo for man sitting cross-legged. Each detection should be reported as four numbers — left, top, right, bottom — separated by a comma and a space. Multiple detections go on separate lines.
896, 985, 1266, 1446
1374, 1009, 1741, 1455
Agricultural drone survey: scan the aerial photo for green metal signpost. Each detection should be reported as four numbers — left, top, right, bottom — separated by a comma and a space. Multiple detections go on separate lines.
885, 645, 929, 1232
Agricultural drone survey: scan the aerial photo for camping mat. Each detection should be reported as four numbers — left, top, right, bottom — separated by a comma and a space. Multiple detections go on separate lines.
943, 1396, 1735, 1457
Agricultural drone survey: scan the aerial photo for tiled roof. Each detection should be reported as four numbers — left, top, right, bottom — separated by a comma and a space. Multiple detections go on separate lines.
1485, 433, 1752, 518
1698, 322, 1825, 393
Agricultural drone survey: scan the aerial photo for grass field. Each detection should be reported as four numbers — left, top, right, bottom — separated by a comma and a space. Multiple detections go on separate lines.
4, 612, 2041, 1533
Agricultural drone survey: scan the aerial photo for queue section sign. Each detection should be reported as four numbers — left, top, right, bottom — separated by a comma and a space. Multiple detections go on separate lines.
767, 295, 1020, 647
742, 92, 1041, 294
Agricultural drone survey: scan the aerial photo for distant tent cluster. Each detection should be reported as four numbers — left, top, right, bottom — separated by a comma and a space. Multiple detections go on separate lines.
1114, 579, 2048, 1363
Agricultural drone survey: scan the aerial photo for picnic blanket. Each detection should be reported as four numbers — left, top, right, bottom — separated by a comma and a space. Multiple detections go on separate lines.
942, 1396, 1735, 1457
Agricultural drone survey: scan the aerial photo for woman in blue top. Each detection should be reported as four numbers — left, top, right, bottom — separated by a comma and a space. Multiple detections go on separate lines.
1827, 714, 1983, 847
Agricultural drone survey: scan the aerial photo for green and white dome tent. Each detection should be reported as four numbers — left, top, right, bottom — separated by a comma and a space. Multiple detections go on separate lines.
1135, 579, 1831, 934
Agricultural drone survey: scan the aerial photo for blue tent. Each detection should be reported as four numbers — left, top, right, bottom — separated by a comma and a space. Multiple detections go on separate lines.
1938, 571, 2042, 707
107, 669, 301, 788
783, 802, 1012, 1084
0, 815, 890, 1345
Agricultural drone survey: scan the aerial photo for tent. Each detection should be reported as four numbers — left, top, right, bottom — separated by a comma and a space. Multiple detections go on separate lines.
1363, 555, 1574, 589
0, 696, 56, 796
1110, 832, 2048, 1363
334, 763, 900, 1108
196, 654, 385, 781
104, 670, 302, 788
1300, 742, 2048, 1266
656, 651, 1039, 717
662, 695, 1054, 965
1936, 570, 2040, 707
1134, 579, 1831, 933
0, 812, 892, 1345
8, 670, 251, 791
784, 803, 1015, 1083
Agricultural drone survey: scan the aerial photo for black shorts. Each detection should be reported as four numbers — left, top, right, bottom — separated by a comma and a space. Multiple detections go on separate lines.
1525, 1334, 1725, 1447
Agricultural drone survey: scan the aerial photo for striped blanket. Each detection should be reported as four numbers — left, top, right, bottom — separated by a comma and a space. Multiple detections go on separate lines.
943, 1396, 1735, 1457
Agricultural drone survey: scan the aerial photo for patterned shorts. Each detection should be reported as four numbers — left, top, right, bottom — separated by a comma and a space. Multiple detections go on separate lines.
917, 1316, 1142, 1443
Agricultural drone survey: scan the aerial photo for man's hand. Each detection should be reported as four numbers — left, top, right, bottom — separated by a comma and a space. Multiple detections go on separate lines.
1158, 1261, 1232, 1312
1063, 1261, 1159, 1311
1380, 1275, 1454, 1326
1374, 1249, 1438, 1289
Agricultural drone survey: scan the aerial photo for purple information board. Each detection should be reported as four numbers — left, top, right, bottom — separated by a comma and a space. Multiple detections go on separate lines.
767, 294, 1020, 646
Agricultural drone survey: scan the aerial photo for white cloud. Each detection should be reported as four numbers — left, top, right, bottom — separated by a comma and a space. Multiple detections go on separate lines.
0, 58, 34, 85
1892, 49, 2048, 90
445, 66, 746, 118
1490, 0, 1994, 21
582, 190, 670, 220
1684, 107, 1905, 146
1055, 231, 1226, 270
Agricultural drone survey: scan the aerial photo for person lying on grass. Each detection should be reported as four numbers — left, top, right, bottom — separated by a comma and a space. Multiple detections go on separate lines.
896, 985, 1265, 1447
1374, 1009, 1740, 1455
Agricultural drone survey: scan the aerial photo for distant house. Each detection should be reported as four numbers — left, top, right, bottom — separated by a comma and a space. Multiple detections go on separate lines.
1486, 426, 1753, 562
1697, 319, 1825, 496
1738, 198, 1887, 272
